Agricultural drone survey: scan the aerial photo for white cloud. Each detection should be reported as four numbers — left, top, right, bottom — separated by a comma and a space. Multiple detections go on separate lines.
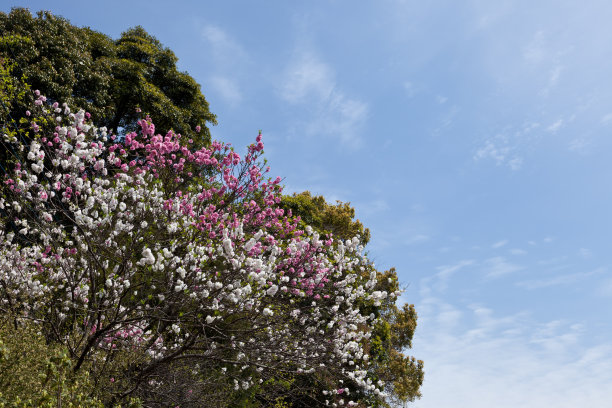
413, 231, 612, 407
568, 137, 590, 152
281, 54, 334, 103
201, 25, 248, 66
209, 76, 242, 106
423, 260, 474, 293
600, 112, 612, 124
436, 260, 474, 280
540, 65, 564, 97
548, 65, 562, 87
474, 140, 511, 165
356, 198, 389, 216
280, 52, 368, 146
404, 234, 430, 245
410, 298, 612, 408
473, 135, 524, 171
436, 95, 448, 104
537, 256, 569, 267
507, 157, 523, 170
517, 267, 604, 290
403, 81, 416, 97
484, 256, 523, 278
597, 278, 612, 297
522, 30, 547, 65
491, 239, 508, 249
201, 25, 249, 107
546, 119, 564, 133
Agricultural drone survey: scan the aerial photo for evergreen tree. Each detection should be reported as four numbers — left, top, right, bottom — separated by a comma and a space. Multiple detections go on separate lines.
0, 8, 216, 146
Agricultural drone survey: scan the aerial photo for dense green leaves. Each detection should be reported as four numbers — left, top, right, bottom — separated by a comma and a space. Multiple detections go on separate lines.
0, 8, 216, 145
0, 316, 105, 408
281, 191, 371, 245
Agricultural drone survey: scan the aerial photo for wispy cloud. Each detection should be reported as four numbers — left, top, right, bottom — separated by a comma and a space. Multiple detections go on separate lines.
546, 119, 564, 133
540, 65, 564, 97
411, 297, 612, 408
425, 260, 474, 293
279, 52, 368, 146
436, 95, 448, 104
437, 259, 474, 277
568, 137, 590, 152
356, 198, 389, 216
474, 136, 523, 171
483, 256, 523, 278
548, 65, 562, 87
598, 278, 612, 297
600, 112, 612, 124
209, 76, 242, 106
473, 119, 544, 171
201, 25, 248, 66
517, 267, 605, 290
403, 81, 416, 98
201, 25, 249, 107
492, 239, 508, 249
522, 30, 547, 65
280, 53, 334, 103
474, 140, 514, 166
404, 234, 430, 245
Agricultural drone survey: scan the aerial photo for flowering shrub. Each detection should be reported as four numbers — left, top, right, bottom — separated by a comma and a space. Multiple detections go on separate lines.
0, 93, 395, 406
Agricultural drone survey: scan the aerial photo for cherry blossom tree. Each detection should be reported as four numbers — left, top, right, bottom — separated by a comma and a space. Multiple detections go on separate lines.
0, 92, 396, 407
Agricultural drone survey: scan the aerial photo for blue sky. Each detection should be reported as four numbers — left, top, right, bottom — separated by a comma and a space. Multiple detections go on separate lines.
4, 1, 612, 406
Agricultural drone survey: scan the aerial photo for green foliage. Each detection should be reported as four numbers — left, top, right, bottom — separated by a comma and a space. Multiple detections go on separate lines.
0, 56, 31, 133
0, 316, 103, 408
373, 270, 424, 404
0, 8, 216, 145
281, 191, 371, 245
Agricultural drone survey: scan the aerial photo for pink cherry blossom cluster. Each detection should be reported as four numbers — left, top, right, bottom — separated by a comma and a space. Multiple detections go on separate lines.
0, 93, 393, 406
